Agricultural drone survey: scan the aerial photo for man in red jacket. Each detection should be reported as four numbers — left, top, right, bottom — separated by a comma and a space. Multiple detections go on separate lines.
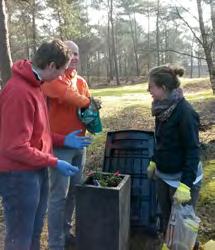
0, 39, 91, 250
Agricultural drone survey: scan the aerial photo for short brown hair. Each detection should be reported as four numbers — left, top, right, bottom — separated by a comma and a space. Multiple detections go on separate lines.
32, 39, 70, 69
149, 65, 184, 91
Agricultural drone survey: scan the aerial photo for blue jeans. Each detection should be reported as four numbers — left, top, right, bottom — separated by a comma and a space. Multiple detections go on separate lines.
0, 168, 48, 250
48, 147, 86, 250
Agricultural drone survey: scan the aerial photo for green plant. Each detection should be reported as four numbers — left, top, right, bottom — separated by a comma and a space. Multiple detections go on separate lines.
88, 171, 122, 187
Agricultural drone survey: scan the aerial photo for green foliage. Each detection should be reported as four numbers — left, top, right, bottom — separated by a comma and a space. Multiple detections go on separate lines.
89, 172, 122, 187
46, 0, 90, 40
117, 0, 156, 15
7, 0, 44, 60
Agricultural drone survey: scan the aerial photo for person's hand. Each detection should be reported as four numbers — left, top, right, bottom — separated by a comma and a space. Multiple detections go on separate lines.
147, 161, 156, 179
64, 130, 92, 149
173, 182, 191, 203
55, 160, 79, 176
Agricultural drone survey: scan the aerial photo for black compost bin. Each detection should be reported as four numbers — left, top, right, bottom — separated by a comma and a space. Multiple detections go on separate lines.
103, 130, 161, 233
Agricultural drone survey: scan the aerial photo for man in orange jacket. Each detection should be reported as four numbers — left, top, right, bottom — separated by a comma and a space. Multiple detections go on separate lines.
42, 40, 92, 250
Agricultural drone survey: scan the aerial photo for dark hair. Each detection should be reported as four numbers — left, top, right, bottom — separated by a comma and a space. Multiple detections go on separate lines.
32, 39, 70, 69
148, 65, 184, 91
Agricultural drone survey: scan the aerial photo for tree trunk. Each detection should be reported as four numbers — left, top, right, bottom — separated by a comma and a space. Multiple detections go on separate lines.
110, 0, 120, 85
197, 0, 215, 93
57, 2, 63, 40
107, 0, 113, 83
133, 14, 140, 76
164, 25, 169, 64
198, 55, 201, 78
21, 14, 30, 59
86, 55, 91, 87
32, 0, 37, 54
190, 48, 193, 78
0, 0, 12, 87
197, 44, 202, 78
210, 0, 215, 60
129, 14, 140, 76
124, 56, 128, 81
147, 1, 151, 71
97, 51, 100, 78
156, 0, 160, 66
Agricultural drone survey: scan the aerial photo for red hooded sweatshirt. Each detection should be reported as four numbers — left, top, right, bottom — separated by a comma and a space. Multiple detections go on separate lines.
0, 60, 64, 171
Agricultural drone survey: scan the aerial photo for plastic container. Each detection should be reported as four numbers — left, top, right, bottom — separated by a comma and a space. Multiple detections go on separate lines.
103, 130, 161, 233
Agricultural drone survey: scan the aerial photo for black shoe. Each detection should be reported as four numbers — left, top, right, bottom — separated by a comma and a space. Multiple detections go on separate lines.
193, 241, 200, 250
65, 234, 76, 248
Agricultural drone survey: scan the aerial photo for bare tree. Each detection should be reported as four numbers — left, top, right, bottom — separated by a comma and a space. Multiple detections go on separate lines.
0, 0, 12, 87
197, 0, 215, 92
155, 0, 161, 66
128, 14, 140, 76
109, 0, 120, 85
107, 1, 114, 82
176, 0, 215, 93
209, 0, 215, 59
32, 0, 37, 54
147, 0, 151, 71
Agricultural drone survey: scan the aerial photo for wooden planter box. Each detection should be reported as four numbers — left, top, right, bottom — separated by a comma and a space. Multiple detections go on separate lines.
75, 172, 131, 250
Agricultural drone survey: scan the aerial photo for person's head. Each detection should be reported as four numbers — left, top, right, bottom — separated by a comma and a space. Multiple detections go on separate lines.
148, 65, 184, 101
64, 40, 79, 70
32, 39, 70, 81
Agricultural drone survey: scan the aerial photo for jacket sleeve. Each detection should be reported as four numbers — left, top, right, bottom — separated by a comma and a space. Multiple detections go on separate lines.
1, 90, 57, 168
82, 78, 91, 98
179, 103, 200, 187
51, 132, 65, 147
42, 78, 90, 108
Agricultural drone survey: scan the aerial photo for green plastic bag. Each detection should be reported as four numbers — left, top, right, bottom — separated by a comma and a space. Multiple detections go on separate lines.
77, 97, 102, 134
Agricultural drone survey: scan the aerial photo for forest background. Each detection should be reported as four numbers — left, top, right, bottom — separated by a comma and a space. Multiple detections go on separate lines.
0, 0, 215, 91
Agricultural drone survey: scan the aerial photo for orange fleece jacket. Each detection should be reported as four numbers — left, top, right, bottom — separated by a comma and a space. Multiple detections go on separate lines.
42, 69, 90, 136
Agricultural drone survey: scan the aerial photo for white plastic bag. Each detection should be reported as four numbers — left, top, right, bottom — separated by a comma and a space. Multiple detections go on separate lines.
165, 203, 201, 250
203, 240, 215, 250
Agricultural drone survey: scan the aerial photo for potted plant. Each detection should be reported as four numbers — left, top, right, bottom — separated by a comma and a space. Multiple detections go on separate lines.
75, 171, 131, 250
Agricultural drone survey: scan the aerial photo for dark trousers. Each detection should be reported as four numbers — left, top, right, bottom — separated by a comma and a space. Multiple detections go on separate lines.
0, 168, 48, 250
156, 178, 201, 234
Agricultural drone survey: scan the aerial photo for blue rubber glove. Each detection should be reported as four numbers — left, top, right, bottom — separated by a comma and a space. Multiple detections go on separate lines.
56, 160, 79, 176
64, 129, 92, 149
